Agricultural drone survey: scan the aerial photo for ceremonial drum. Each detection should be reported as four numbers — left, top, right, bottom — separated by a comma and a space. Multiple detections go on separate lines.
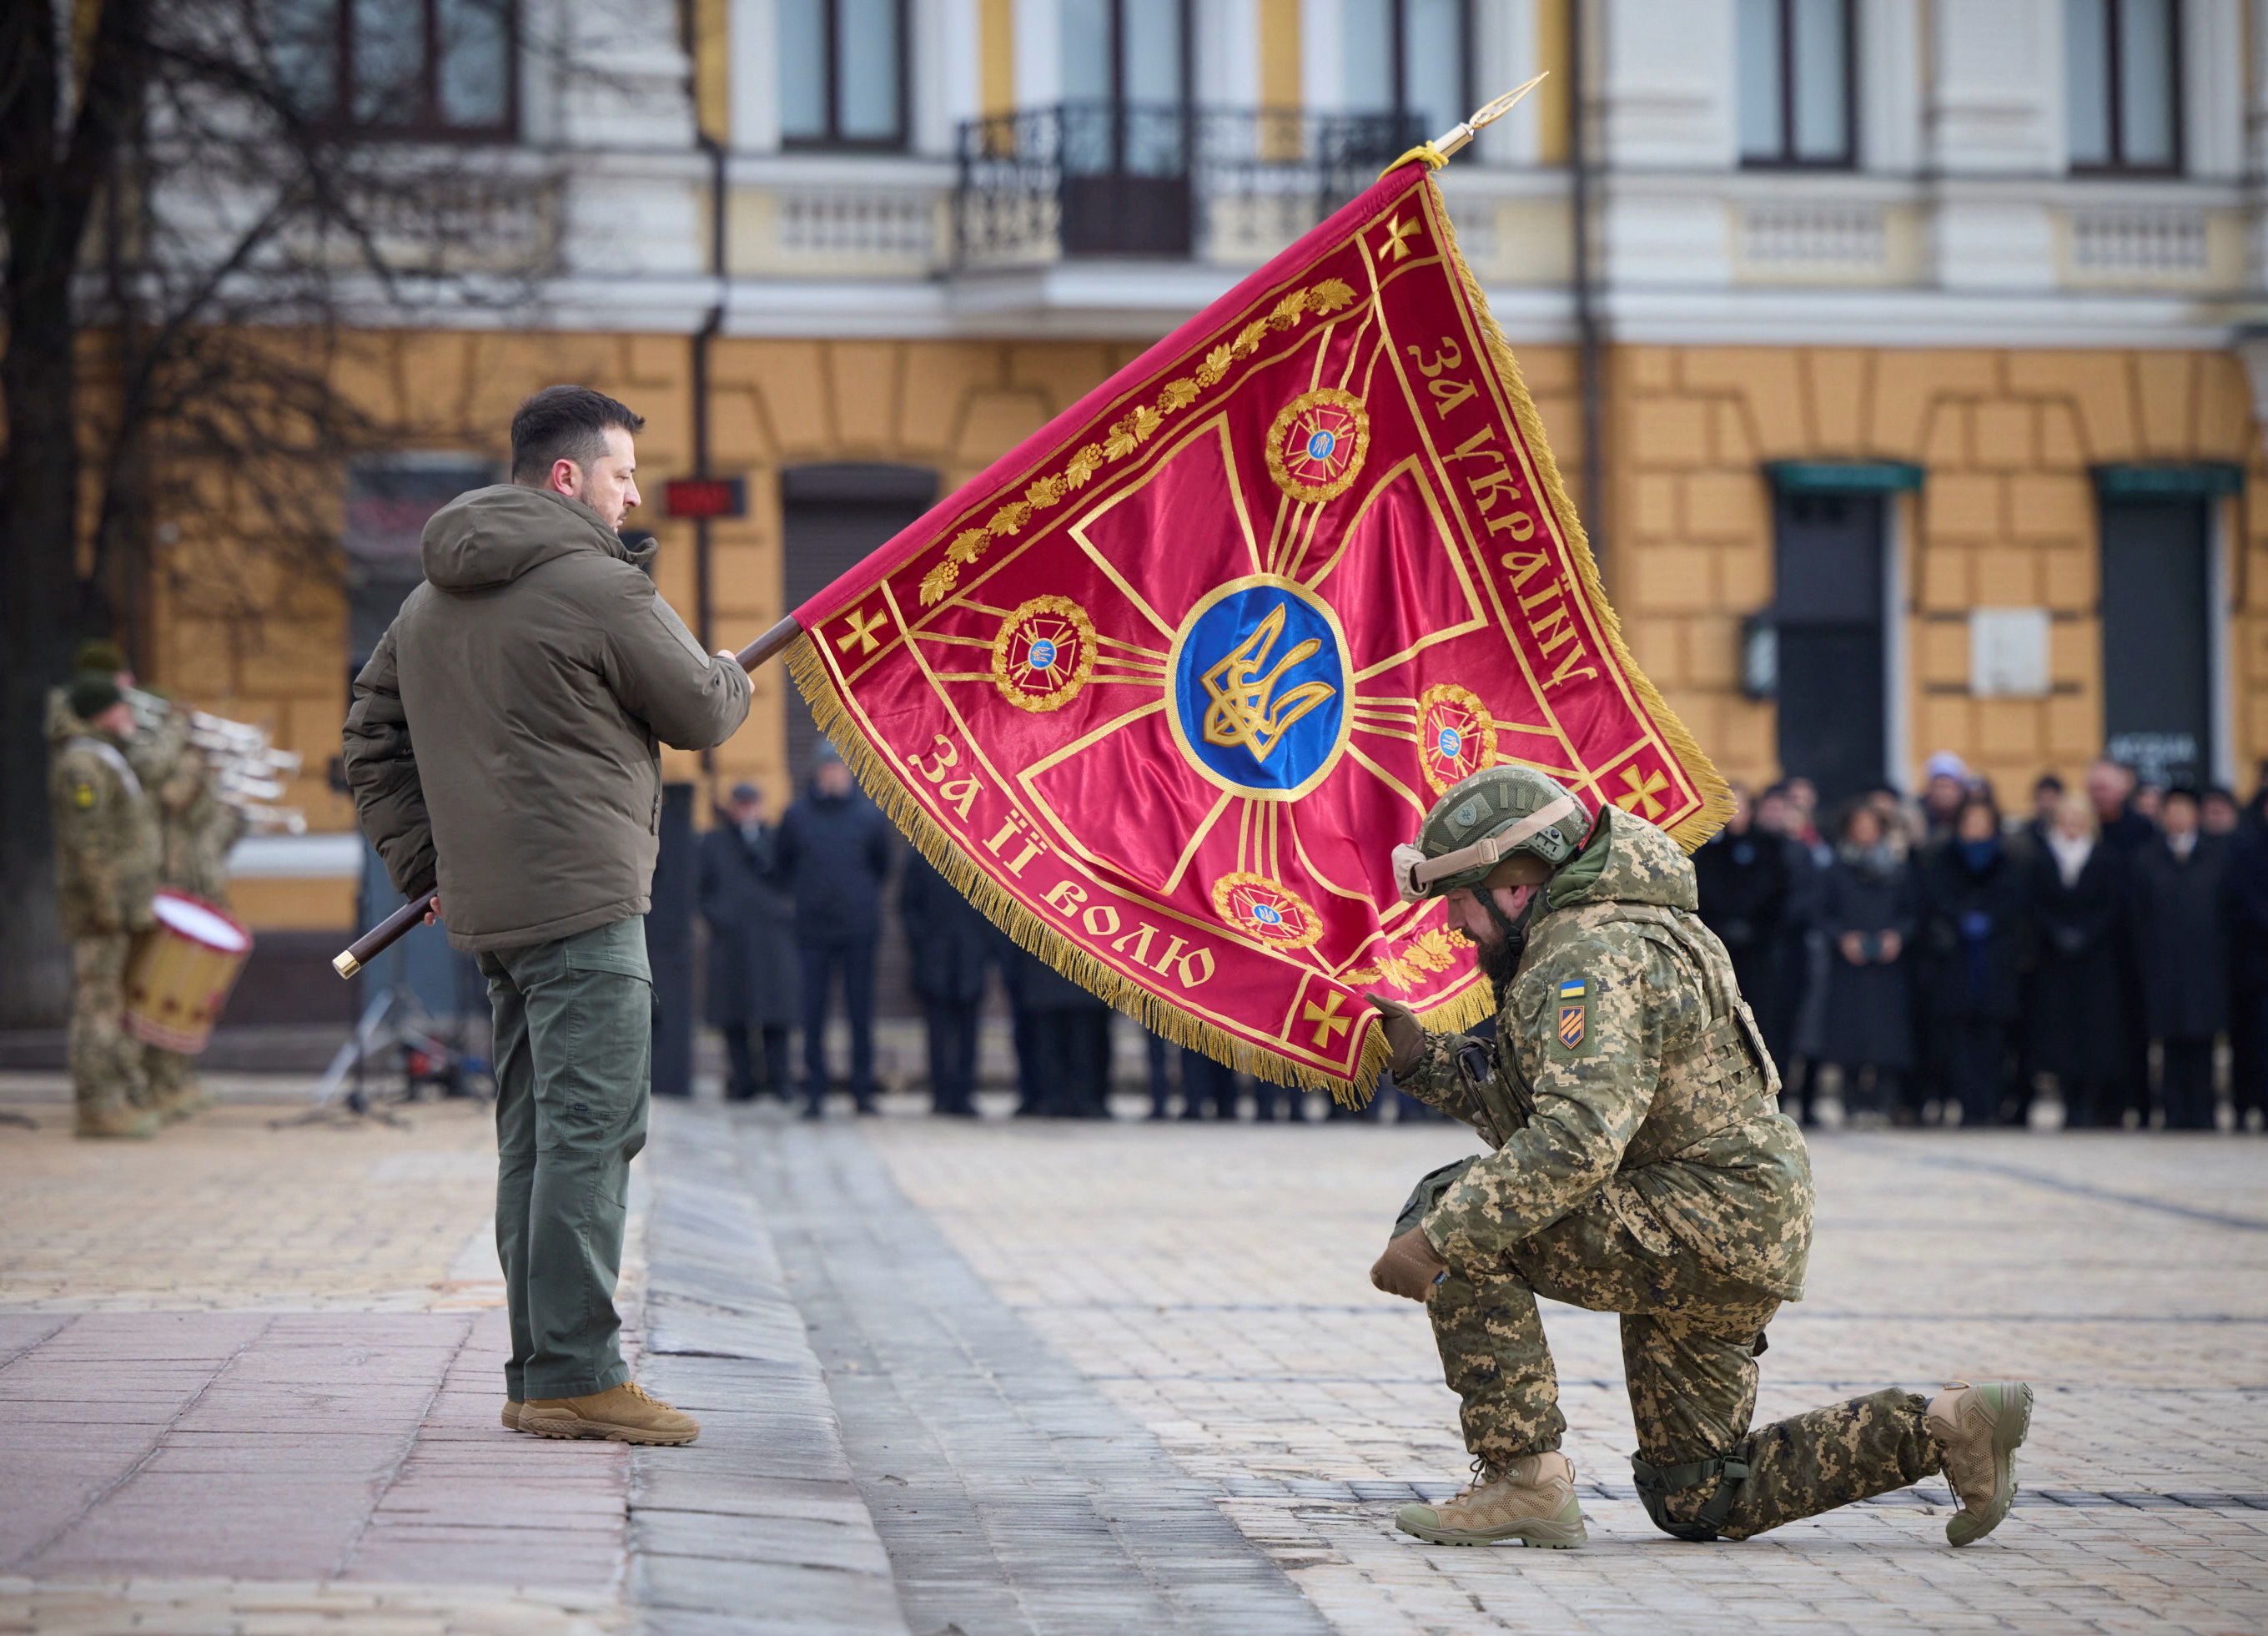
124, 889, 254, 1055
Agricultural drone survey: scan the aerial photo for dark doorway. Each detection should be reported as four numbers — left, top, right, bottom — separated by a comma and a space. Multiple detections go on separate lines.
781, 464, 938, 1024
1771, 488, 1887, 805
1058, 0, 1193, 254
781, 463, 938, 776
2101, 496, 2212, 788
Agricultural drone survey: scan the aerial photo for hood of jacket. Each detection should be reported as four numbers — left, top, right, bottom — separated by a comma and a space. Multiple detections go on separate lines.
420, 483, 654, 591
1541, 803, 1701, 915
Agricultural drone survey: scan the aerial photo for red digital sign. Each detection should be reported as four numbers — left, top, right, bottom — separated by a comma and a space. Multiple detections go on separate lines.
663, 476, 747, 520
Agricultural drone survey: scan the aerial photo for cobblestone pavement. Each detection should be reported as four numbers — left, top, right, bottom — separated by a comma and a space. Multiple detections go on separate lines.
0, 1085, 508, 1312
0, 1085, 635, 1636
858, 1115, 2268, 1635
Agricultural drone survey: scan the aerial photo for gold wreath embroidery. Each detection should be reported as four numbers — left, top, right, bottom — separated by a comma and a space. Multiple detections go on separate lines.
1414, 682, 1499, 793
989, 595, 1098, 714
1265, 387, 1371, 506
917, 280, 1365, 607
1209, 871, 1324, 952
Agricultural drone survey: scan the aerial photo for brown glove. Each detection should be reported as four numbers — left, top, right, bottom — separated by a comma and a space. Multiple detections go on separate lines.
1370, 1226, 1449, 1302
1364, 992, 1425, 1078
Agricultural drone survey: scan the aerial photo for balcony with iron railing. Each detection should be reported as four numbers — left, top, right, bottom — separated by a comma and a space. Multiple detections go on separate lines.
953, 103, 1430, 271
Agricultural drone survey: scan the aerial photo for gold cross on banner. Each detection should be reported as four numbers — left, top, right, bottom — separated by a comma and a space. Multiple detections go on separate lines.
1377, 216, 1418, 263
1617, 766, 1668, 820
837, 607, 888, 657
1302, 989, 1350, 1047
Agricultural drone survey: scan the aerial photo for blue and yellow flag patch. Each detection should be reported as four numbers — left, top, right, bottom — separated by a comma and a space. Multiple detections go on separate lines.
1555, 978, 1587, 1055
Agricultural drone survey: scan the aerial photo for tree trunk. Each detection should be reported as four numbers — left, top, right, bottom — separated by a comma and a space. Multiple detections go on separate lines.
0, 279, 87, 1026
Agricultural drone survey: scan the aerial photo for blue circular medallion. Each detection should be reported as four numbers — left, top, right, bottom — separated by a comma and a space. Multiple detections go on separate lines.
1027, 638, 1057, 672
1305, 429, 1337, 461
1436, 726, 1462, 758
1171, 580, 1348, 795
1251, 903, 1284, 926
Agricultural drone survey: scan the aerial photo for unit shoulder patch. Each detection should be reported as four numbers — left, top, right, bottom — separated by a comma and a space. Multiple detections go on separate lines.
72, 781, 96, 810
1548, 974, 1592, 1059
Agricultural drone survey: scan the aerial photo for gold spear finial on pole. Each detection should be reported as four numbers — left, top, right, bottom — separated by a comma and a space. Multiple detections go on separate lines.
1430, 73, 1550, 162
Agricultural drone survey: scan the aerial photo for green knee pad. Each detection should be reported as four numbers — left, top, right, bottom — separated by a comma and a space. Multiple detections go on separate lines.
1631, 1451, 1748, 1542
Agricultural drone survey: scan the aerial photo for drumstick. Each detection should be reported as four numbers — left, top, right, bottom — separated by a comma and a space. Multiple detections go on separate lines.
331, 617, 805, 979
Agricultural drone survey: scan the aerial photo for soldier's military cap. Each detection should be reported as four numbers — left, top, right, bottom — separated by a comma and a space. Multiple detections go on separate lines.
1392, 765, 1591, 903
68, 675, 124, 723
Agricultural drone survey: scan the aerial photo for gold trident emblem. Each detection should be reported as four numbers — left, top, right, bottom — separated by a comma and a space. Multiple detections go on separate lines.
1199, 605, 1337, 764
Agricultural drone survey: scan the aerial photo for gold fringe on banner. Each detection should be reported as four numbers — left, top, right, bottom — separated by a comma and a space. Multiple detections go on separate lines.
786, 162, 1726, 1104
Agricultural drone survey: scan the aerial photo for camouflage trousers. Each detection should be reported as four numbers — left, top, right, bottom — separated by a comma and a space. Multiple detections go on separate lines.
1406, 1163, 1941, 1541
69, 935, 149, 1122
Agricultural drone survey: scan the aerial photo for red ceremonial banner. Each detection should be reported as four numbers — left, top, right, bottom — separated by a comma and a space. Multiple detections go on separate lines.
786, 158, 1730, 1100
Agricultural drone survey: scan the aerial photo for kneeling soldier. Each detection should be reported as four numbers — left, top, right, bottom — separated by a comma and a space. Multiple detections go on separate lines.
1367, 766, 2029, 1548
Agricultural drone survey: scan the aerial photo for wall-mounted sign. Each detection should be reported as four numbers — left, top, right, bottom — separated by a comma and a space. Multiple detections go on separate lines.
1740, 612, 1778, 699
1969, 607, 2050, 697
664, 476, 747, 520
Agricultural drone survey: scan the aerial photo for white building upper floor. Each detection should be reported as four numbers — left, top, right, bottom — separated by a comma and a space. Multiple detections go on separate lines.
273, 0, 2268, 345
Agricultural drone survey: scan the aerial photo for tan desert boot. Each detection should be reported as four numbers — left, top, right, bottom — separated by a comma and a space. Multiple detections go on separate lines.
1925, 1379, 2033, 1546
1395, 1452, 1587, 1548
520, 1382, 699, 1445
153, 1080, 209, 1121
501, 1402, 523, 1432
76, 1105, 160, 1140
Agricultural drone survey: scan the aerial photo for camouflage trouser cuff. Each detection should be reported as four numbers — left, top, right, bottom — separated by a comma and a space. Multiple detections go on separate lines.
1631, 1451, 1749, 1543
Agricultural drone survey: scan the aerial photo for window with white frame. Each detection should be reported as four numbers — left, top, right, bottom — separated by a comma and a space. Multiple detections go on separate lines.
2066, 0, 2181, 173
1737, 0, 1854, 168
1341, 0, 1469, 139
272, 0, 515, 137
779, 0, 908, 150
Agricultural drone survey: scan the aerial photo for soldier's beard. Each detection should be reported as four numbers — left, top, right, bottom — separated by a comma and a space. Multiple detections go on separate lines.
1472, 887, 1537, 994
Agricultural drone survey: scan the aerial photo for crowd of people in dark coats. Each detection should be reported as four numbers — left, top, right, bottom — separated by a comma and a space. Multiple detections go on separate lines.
1695, 753, 2268, 1132
702, 744, 2264, 1130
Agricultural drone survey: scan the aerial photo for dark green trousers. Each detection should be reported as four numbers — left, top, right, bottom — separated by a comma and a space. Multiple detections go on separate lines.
479, 916, 651, 1400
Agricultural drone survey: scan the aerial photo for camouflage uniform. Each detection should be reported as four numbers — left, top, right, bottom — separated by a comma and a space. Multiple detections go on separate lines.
49, 713, 162, 1135
1395, 803, 1941, 1540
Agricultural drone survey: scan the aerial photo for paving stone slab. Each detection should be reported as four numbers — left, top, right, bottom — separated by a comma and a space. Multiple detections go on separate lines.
627, 1101, 906, 1636
747, 1113, 1333, 1636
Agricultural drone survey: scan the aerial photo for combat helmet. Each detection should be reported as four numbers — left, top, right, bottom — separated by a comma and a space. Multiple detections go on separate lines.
1391, 765, 1591, 904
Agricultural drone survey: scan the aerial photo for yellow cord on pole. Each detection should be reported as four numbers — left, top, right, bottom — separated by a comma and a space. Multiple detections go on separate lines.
1382, 73, 1551, 175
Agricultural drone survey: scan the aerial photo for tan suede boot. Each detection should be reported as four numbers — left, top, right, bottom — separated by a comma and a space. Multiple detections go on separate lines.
1925, 1380, 2033, 1546
149, 1081, 208, 1122
76, 1105, 160, 1140
1395, 1452, 1587, 1548
520, 1382, 699, 1445
501, 1402, 523, 1432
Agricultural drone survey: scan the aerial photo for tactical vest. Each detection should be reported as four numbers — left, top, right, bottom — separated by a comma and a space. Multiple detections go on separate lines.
1461, 901, 1780, 1165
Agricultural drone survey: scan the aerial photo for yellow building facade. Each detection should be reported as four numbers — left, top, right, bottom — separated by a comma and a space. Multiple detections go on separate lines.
145, 1, 2268, 934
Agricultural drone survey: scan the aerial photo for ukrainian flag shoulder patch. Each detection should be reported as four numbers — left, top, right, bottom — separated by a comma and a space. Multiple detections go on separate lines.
1552, 976, 1590, 1057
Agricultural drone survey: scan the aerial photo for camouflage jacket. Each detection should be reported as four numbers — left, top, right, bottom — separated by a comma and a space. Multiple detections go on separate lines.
1398, 805, 1815, 1300
49, 727, 160, 939
158, 746, 246, 903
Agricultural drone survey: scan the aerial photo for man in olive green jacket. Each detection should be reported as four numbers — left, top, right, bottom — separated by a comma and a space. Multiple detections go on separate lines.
344, 386, 750, 1446
1366, 766, 2032, 1550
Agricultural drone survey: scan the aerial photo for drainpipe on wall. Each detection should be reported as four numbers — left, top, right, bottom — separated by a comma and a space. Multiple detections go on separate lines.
1569, 0, 1606, 584
692, 129, 726, 778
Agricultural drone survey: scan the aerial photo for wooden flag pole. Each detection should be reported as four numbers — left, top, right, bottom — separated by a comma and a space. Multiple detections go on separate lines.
334, 616, 808, 979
